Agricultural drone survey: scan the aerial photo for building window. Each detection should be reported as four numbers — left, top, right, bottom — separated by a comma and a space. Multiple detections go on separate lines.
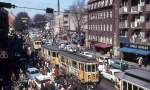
107, 24, 109, 31
105, 0, 108, 6
110, 24, 112, 31
110, 0, 113, 5
110, 38, 112, 44
101, 0, 104, 7
103, 12, 105, 19
107, 11, 109, 18
103, 24, 105, 31
110, 11, 112, 18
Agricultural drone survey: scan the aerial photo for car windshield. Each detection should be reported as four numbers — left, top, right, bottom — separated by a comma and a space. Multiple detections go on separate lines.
30, 70, 39, 74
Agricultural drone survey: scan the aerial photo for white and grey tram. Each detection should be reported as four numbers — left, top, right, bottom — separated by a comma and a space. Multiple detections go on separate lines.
115, 69, 150, 90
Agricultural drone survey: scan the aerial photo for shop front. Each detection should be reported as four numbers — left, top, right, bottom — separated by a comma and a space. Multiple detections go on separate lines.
118, 43, 150, 65
94, 42, 112, 55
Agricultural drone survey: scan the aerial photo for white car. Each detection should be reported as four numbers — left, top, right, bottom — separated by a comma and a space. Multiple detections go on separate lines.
101, 69, 121, 82
33, 74, 51, 90
26, 67, 41, 80
80, 52, 93, 57
64, 45, 77, 52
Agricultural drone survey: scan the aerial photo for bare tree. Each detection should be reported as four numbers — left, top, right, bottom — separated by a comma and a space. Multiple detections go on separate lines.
33, 14, 47, 30
69, 0, 87, 34
14, 12, 30, 33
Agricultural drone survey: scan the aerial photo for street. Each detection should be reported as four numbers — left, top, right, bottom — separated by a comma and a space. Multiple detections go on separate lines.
98, 78, 115, 90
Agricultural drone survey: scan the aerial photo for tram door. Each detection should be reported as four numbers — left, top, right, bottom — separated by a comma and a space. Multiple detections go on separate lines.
79, 63, 84, 81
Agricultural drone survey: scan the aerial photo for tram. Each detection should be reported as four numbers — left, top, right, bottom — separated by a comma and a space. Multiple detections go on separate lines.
33, 40, 42, 50
115, 69, 150, 90
41, 44, 101, 87
58, 50, 100, 86
41, 44, 59, 66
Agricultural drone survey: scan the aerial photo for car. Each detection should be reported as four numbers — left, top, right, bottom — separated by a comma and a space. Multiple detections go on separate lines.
26, 67, 41, 79
80, 52, 95, 58
33, 74, 52, 90
64, 45, 77, 52
101, 69, 122, 82
108, 58, 128, 71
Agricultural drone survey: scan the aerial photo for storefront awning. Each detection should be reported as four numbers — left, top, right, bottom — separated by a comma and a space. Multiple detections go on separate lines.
118, 47, 150, 56
94, 43, 112, 48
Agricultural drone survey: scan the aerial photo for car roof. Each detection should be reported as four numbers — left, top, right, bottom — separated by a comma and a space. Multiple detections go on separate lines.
110, 69, 122, 73
35, 75, 50, 81
27, 67, 38, 72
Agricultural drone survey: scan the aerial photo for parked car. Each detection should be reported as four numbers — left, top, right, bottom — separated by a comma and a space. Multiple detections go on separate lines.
101, 69, 121, 82
108, 58, 128, 71
26, 67, 41, 79
33, 74, 52, 90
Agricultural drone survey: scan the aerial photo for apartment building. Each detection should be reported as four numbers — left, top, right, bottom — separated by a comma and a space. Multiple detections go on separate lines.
87, 0, 120, 55
119, 0, 150, 62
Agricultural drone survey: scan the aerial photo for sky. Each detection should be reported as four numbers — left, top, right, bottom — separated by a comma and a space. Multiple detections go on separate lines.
0, 0, 78, 17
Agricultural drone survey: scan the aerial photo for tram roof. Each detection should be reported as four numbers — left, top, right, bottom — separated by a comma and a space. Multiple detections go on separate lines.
59, 50, 98, 63
116, 69, 150, 89
42, 44, 59, 51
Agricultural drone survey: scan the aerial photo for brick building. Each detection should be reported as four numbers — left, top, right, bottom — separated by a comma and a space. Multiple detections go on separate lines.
87, 0, 120, 55
87, 0, 150, 62
119, 0, 150, 63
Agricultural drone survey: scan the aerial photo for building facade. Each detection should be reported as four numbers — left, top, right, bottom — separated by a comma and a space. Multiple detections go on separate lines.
119, 0, 150, 63
87, 0, 120, 55
87, 0, 150, 62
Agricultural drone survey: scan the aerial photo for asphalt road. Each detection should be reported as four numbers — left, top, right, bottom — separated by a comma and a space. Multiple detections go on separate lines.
96, 78, 115, 90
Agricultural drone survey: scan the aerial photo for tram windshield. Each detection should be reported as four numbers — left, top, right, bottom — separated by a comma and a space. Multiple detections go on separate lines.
85, 64, 98, 72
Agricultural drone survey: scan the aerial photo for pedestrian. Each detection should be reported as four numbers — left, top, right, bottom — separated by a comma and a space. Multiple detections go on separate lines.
138, 57, 143, 68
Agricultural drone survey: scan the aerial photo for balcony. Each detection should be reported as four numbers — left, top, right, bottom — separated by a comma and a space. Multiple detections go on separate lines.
130, 38, 150, 46
145, 4, 150, 11
119, 6, 128, 14
131, 21, 143, 29
119, 20, 128, 28
146, 22, 150, 29
131, 6, 142, 14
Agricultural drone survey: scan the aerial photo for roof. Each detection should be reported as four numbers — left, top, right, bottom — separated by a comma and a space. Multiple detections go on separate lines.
42, 44, 59, 51
116, 69, 150, 89
27, 67, 38, 72
59, 50, 98, 63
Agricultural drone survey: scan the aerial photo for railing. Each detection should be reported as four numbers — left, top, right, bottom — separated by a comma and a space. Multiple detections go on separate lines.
131, 6, 142, 13
119, 6, 128, 14
119, 20, 128, 28
130, 38, 150, 45
131, 21, 143, 28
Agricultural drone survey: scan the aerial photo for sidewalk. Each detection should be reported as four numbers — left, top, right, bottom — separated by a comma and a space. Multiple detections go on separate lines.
127, 61, 150, 71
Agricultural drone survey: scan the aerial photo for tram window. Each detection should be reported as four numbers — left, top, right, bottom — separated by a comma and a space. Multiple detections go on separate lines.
52, 52, 56, 57
123, 81, 127, 90
92, 64, 95, 72
61, 56, 65, 62
128, 83, 132, 90
48, 51, 50, 55
133, 85, 138, 90
72, 61, 77, 68
139, 88, 144, 90
35, 41, 41, 45
87, 65, 92, 72
96, 64, 98, 71
81, 64, 84, 71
